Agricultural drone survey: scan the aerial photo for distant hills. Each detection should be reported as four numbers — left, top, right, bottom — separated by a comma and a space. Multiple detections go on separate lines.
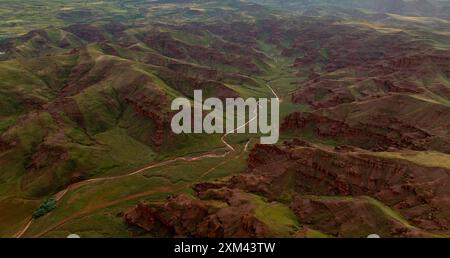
250, 0, 450, 19
0, 0, 449, 238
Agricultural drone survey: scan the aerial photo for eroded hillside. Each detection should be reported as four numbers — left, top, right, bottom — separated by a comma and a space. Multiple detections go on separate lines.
0, 0, 449, 238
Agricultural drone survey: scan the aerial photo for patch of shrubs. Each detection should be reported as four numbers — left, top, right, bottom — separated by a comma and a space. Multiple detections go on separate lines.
32, 198, 57, 219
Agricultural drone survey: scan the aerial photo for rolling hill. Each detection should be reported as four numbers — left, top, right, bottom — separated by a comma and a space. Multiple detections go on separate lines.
0, 0, 449, 238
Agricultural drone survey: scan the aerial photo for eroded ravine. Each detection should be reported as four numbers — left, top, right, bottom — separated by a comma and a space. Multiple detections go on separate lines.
15, 81, 280, 238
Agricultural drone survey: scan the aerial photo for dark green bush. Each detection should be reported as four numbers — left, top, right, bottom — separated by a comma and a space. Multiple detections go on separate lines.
32, 198, 57, 219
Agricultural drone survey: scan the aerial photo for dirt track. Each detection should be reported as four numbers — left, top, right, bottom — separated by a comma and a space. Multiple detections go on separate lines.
15, 82, 279, 238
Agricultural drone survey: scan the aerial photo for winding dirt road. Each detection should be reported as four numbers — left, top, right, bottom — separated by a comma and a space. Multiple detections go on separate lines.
15, 81, 279, 238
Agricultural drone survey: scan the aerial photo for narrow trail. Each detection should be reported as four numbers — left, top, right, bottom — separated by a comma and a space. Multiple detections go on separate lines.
15, 151, 230, 238
13, 220, 32, 238
15, 81, 279, 238
220, 79, 279, 151
220, 98, 258, 152
266, 80, 280, 102
34, 186, 181, 238
54, 151, 230, 202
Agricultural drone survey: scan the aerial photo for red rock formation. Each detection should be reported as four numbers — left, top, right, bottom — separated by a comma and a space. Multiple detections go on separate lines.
125, 86, 170, 147
286, 21, 450, 111
0, 139, 13, 153
124, 189, 271, 237
45, 97, 85, 129
155, 68, 239, 100
65, 24, 106, 43
290, 196, 434, 237
281, 112, 436, 152
235, 143, 450, 233
138, 30, 263, 74
25, 144, 68, 170
125, 141, 450, 237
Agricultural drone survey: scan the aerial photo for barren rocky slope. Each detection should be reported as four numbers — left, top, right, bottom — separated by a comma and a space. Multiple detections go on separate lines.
0, 0, 449, 237
125, 140, 450, 237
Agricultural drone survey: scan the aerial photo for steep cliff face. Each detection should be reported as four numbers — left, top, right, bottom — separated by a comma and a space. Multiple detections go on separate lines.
125, 141, 450, 237
2, 0, 450, 238
286, 18, 450, 112
237, 143, 450, 233
281, 111, 450, 153
124, 189, 274, 238
124, 86, 170, 147
138, 30, 264, 74
315, 94, 450, 149
289, 195, 434, 237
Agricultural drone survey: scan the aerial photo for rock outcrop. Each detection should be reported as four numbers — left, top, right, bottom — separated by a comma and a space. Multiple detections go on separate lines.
125, 188, 272, 237
125, 141, 450, 237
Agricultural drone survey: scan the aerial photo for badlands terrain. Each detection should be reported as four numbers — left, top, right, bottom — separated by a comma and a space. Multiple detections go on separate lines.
0, 0, 450, 237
